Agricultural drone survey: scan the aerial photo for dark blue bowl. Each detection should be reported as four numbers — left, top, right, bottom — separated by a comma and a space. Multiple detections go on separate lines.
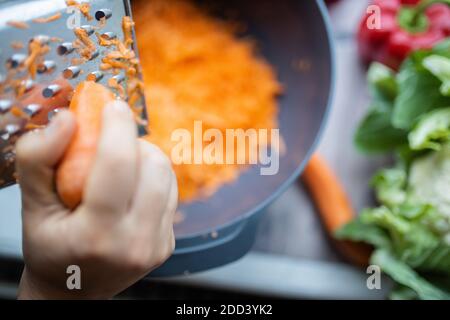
152, 0, 335, 276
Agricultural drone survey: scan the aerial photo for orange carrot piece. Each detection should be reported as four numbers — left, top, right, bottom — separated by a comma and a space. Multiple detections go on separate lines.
56, 81, 115, 209
32, 12, 62, 24
24, 77, 73, 126
302, 154, 372, 267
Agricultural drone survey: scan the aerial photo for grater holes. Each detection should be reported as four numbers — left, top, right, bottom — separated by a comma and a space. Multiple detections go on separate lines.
86, 71, 103, 82
0, 100, 13, 114
1, 124, 21, 140
95, 9, 112, 21
21, 79, 35, 93
37, 60, 56, 74
88, 50, 100, 60
47, 108, 62, 121
31, 35, 50, 45
63, 66, 81, 79
112, 74, 125, 84
81, 25, 95, 36
100, 32, 116, 40
57, 43, 75, 56
42, 84, 61, 98
6, 54, 27, 69
23, 104, 42, 117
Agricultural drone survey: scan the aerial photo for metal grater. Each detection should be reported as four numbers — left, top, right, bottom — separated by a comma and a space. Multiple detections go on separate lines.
0, 0, 147, 189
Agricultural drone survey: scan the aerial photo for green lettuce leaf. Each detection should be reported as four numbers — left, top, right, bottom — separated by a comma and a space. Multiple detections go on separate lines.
431, 39, 450, 55
348, 40, 450, 300
392, 53, 450, 130
354, 63, 407, 153
409, 108, 450, 151
367, 62, 398, 107
418, 243, 450, 274
423, 55, 450, 97
354, 106, 407, 153
371, 168, 407, 208
335, 218, 391, 249
372, 249, 450, 300
359, 205, 448, 271
389, 285, 420, 300
338, 205, 450, 298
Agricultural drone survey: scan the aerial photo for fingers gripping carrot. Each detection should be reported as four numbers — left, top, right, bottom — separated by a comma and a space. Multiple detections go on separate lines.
56, 81, 115, 209
302, 154, 372, 267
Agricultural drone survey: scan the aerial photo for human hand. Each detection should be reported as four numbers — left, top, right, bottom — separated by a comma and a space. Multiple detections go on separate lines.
16, 101, 177, 299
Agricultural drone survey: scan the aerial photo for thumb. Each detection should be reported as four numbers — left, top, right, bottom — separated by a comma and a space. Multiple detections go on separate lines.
16, 110, 76, 212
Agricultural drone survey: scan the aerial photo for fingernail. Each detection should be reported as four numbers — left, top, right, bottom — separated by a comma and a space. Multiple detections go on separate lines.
46, 115, 61, 135
106, 100, 130, 114
104, 101, 132, 122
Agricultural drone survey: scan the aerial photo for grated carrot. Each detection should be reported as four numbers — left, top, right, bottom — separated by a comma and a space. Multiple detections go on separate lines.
134, 0, 282, 202
7, 20, 29, 29
32, 12, 62, 24
11, 41, 24, 50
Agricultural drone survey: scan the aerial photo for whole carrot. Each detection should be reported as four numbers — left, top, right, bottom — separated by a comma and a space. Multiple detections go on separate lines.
302, 153, 372, 267
56, 81, 115, 209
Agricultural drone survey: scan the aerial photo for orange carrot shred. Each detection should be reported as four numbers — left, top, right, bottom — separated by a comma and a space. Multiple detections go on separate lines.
32, 12, 62, 24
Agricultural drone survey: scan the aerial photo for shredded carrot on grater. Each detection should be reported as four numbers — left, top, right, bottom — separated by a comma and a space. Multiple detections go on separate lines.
10, 41, 24, 50
122, 16, 135, 48
7, 20, 29, 29
24, 39, 50, 79
134, 0, 282, 202
65, 0, 93, 21
32, 12, 62, 24
73, 27, 96, 60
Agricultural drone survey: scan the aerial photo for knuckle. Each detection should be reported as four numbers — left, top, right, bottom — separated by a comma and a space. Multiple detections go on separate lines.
126, 249, 152, 273
71, 230, 112, 262
75, 240, 108, 263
